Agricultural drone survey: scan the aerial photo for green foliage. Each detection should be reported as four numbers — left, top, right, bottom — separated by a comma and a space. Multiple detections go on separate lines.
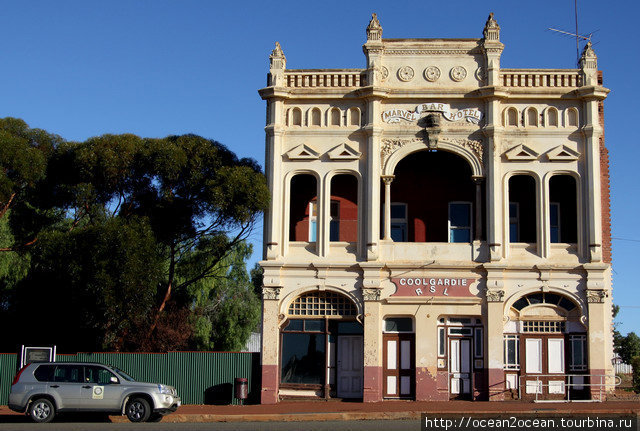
616, 332, 640, 364
12, 217, 165, 351
0, 118, 269, 352
189, 241, 261, 351
631, 356, 640, 393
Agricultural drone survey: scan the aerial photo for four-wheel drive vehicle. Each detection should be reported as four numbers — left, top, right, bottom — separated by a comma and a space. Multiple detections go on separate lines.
8, 362, 180, 423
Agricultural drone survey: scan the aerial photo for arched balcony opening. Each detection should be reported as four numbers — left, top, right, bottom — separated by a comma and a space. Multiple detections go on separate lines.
329, 174, 358, 243
549, 175, 577, 243
508, 175, 537, 244
289, 174, 318, 242
380, 151, 484, 243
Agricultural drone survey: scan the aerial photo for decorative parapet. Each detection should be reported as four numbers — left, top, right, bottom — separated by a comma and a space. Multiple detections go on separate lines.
284, 70, 365, 88
362, 288, 382, 301
486, 289, 505, 302
500, 69, 582, 88
586, 290, 607, 303
262, 287, 281, 300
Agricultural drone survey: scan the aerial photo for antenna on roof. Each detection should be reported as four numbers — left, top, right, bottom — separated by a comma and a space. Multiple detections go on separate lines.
548, 0, 597, 66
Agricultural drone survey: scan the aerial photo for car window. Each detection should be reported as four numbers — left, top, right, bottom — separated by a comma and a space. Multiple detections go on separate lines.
53, 365, 83, 383
113, 367, 136, 382
84, 365, 117, 385
34, 365, 56, 382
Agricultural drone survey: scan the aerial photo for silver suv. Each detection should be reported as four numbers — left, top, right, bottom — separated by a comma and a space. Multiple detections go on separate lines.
9, 362, 181, 423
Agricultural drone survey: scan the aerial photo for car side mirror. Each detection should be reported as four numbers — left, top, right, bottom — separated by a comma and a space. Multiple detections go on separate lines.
110, 376, 119, 384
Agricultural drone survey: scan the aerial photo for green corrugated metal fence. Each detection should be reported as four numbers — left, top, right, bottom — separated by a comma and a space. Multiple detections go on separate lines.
0, 351, 260, 406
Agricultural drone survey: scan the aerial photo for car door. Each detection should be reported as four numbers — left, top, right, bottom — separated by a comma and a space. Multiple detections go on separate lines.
80, 365, 123, 411
50, 365, 84, 409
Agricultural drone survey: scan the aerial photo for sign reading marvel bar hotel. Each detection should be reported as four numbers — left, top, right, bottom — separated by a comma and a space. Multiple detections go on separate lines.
382, 103, 482, 124
391, 277, 475, 297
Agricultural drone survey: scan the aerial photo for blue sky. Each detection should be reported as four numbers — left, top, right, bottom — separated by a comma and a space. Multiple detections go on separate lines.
2, 1, 638, 334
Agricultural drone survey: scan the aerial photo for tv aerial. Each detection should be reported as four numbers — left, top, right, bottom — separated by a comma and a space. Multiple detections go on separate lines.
548, 0, 598, 66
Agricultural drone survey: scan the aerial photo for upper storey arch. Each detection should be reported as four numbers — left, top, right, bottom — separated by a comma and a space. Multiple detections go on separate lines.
382, 139, 484, 178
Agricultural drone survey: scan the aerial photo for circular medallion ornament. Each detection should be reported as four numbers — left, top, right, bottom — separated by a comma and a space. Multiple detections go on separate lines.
380, 66, 389, 81
423, 66, 441, 82
397, 66, 415, 82
450, 66, 467, 82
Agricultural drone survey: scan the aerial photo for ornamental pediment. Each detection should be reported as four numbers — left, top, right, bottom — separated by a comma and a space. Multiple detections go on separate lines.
328, 143, 361, 160
546, 145, 580, 162
286, 144, 320, 160
503, 144, 538, 161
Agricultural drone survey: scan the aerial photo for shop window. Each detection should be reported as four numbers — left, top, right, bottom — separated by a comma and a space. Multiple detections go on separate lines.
569, 335, 587, 371
503, 335, 520, 370
549, 175, 577, 243
289, 175, 317, 242
281, 319, 326, 384
390, 203, 408, 242
384, 318, 413, 333
448, 202, 472, 243
329, 175, 358, 243
474, 327, 483, 358
508, 175, 536, 243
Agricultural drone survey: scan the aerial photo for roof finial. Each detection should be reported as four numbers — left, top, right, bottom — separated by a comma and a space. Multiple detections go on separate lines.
483, 12, 500, 41
366, 13, 382, 41
269, 42, 286, 70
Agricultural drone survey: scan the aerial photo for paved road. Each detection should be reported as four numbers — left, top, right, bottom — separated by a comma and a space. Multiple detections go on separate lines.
0, 418, 421, 431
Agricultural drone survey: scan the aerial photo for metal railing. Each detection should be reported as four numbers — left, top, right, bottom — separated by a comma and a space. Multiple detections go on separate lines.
517, 374, 621, 402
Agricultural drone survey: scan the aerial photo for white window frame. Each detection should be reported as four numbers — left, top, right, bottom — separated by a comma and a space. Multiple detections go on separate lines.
504, 334, 520, 370
390, 202, 408, 242
308, 201, 317, 242
448, 201, 472, 243
550, 202, 561, 243
509, 202, 519, 242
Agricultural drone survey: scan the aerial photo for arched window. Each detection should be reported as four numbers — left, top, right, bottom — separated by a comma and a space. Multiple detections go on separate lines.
526, 107, 538, 127
504, 107, 518, 127
545, 107, 559, 127
330, 108, 341, 126
291, 108, 302, 126
289, 174, 317, 242
508, 175, 536, 243
566, 108, 579, 127
349, 107, 360, 127
288, 291, 357, 316
310, 108, 321, 126
549, 175, 577, 243
330, 174, 358, 243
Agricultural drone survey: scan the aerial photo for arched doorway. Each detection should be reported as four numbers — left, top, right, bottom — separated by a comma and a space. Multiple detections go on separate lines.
280, 290, 363, 399
504, 292, 586, 399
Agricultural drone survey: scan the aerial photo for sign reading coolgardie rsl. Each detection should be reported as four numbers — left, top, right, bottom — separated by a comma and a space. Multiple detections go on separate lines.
391, 277, 476, 297
382, 103, 482, 124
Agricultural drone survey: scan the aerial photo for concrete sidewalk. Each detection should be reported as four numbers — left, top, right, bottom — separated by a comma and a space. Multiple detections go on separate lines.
2, 400, 639, 423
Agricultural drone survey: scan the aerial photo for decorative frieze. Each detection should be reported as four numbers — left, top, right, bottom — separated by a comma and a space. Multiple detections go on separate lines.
362, 288, 382, 301
486, 289, 505, 302
586, 290, 607, 303
262, 287, 281, 300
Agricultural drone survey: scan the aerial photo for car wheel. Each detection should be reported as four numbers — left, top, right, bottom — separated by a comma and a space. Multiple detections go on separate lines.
29, 398, 55, 423
125, 398, 151, 423
148, 413, 163, 422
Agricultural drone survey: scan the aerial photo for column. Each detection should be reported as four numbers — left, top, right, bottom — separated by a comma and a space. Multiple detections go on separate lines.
260, 289, 281, 404
473, 176, 484, 241
362, 296, 382, 402
381, 175, 394, 240
484, 264, 507, 401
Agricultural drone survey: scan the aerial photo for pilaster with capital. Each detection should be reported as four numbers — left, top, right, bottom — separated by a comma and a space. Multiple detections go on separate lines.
484, 263, 507, 400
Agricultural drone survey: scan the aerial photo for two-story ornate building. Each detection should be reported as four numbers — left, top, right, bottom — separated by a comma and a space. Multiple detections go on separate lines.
258, 13, 612, 403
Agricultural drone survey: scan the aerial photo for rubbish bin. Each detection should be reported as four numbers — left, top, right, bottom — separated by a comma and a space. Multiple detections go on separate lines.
234, 377, 248, 404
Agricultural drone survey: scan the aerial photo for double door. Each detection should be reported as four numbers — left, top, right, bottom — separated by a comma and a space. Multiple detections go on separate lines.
523, 336, 565, 396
